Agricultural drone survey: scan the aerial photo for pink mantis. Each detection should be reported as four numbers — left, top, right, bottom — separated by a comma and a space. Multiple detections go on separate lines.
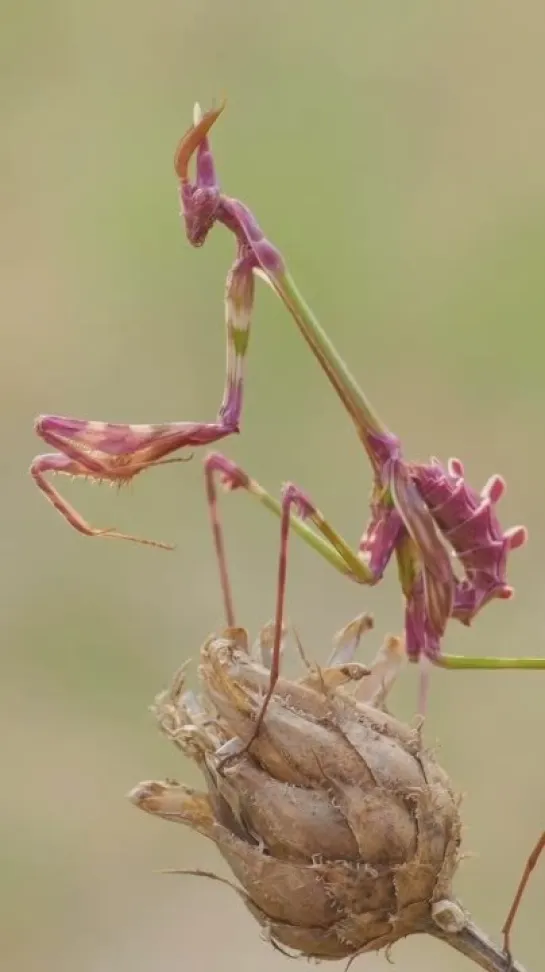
31, 100, 544, 958
31, 101, 544, 692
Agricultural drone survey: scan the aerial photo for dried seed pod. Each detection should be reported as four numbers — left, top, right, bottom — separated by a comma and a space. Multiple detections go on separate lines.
130, 624, 528, 971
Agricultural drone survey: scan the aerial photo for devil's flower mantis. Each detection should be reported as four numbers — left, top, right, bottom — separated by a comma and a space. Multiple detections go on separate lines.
31, 101, 545, 706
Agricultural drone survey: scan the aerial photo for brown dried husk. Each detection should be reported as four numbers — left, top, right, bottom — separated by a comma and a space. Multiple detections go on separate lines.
129, 622, 466, 960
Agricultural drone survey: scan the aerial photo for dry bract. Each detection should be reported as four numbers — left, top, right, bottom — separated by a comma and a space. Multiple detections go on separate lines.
129, 621, 463, 960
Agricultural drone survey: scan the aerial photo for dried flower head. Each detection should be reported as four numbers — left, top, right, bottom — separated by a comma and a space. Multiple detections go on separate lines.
129, 622, 529, 970
129, 619, 466, 958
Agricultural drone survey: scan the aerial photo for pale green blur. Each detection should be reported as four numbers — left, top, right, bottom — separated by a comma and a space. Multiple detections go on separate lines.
2, 1, 544, 969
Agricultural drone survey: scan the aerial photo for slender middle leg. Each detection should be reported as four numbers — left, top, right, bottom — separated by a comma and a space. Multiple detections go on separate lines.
203, 452, 394, 757
204, 459, 236, 627
203, 453, 379, 587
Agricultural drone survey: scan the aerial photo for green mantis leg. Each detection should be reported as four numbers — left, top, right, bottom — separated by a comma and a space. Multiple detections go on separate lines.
204, 451, 385, 760
204, 451, 378, 630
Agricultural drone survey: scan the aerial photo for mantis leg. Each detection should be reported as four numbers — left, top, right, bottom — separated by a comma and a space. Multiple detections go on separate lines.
31, 250, 253, 548
30, 412, 237, 549
502, 830, 545, 958
436, 654, 545, 672
203, 452, 402, 757
204, 451, 380, 594
30, 452, 176, 549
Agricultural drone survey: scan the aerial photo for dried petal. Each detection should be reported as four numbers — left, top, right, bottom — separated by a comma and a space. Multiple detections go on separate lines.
354, 634, 406, 705
215, 830, 340, 928
329, 783, 418, 865
224, 759, 360, 862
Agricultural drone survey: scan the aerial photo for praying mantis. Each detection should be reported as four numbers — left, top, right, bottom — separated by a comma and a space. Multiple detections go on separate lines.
31, 102, 543, 955
31, 101, 545, 697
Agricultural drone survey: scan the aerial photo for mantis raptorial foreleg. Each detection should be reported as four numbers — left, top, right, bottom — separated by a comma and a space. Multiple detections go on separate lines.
31, 243, 254, 549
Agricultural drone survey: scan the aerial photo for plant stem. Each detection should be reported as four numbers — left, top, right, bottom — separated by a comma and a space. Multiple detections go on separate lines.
431, 917, 530, 972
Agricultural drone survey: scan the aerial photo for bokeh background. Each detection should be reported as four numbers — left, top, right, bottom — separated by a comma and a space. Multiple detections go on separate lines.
2, 1, 544, 969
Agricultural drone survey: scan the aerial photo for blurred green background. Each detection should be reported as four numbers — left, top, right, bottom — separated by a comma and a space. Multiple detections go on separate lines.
2, 0, 544, 969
